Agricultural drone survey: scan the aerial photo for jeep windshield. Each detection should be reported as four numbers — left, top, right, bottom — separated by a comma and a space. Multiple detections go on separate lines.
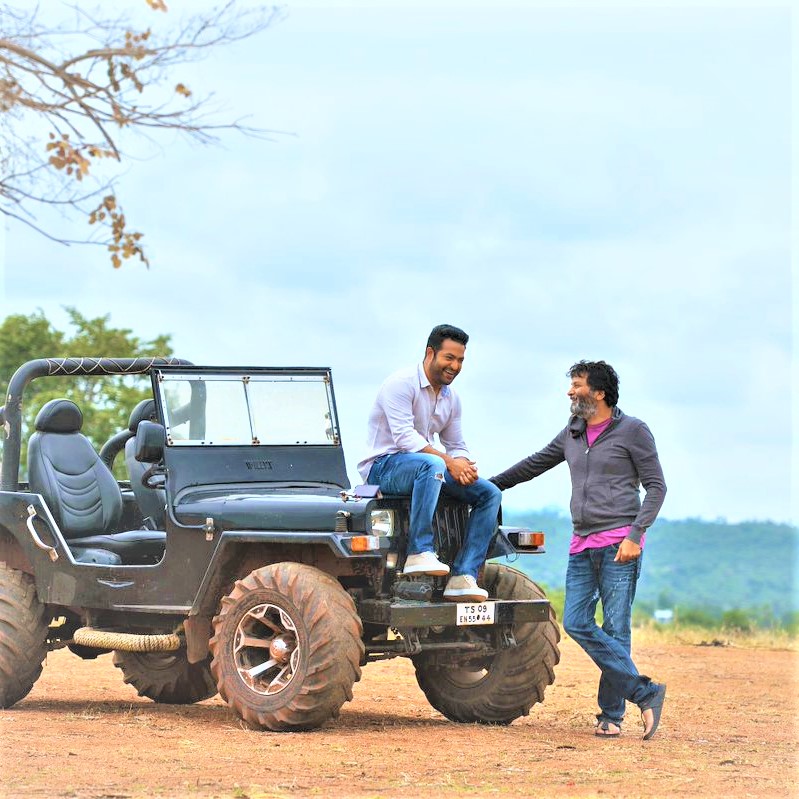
158, 370, 339, 447
154, 367, 350, 493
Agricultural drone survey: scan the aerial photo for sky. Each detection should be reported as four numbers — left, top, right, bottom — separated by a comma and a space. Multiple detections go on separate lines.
1, 0, 795, 525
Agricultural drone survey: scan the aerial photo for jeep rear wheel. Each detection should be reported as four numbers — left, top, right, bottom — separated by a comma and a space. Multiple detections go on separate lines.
113, 650, 217, 704
413, 563, 560, 724
209, 562, 364, 731
0, 563, 48, 708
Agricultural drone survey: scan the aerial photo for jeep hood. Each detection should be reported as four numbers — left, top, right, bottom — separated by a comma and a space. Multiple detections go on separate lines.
173, 487, 367, 531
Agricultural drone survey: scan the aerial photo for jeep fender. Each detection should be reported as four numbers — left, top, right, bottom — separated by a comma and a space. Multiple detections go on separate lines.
189, 530, 386, 617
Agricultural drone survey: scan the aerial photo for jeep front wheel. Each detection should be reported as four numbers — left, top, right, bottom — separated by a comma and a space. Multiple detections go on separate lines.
413, 563, 560, 724
113, 650, 218, 704
209, 562, 364, 731
0, 563, 48, 708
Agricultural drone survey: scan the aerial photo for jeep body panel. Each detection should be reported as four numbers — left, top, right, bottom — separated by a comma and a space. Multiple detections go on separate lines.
0, 489, 386, 617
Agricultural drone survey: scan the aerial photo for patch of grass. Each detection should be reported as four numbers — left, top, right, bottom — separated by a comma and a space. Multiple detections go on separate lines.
631, 620, 799, 650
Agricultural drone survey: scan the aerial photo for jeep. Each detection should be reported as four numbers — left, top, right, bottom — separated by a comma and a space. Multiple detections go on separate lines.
0, 357, 559, 730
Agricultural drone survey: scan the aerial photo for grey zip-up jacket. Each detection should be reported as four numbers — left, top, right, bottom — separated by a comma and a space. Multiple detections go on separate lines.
490, 408, 666, 544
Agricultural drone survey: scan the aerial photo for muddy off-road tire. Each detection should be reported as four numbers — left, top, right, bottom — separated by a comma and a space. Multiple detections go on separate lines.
413, 563, 560, 724
113, 650, 217, 704
0, 563, 48, 708
209, 562, 364, 731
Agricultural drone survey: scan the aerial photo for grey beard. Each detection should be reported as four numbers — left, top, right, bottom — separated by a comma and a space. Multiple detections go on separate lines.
570, 396, 598, 419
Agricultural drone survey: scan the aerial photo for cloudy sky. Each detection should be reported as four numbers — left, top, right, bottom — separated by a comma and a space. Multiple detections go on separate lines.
1, 0, 795, 524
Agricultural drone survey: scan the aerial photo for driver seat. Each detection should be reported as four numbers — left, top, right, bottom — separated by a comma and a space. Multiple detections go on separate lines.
27, 399, 165, 565
124, 399, 167, 529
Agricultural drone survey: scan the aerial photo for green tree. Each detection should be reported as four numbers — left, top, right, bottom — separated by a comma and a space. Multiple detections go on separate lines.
0, 308, 172, 478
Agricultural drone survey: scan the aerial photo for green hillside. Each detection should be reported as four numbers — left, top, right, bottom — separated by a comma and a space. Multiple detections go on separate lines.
501, 510, 799, 618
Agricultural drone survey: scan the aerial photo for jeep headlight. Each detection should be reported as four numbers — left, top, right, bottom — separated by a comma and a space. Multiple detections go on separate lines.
369, 509, 395, 536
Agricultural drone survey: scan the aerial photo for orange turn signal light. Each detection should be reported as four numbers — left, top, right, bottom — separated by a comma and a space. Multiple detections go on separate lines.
518, 531, 545, 547
349, 535, 381, 552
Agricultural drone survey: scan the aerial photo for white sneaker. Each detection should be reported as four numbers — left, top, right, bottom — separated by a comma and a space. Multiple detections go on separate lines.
443, 574, 489, 602
403, 551, 450, 576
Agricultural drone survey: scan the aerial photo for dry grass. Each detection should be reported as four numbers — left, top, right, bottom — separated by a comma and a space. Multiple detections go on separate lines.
631, 620, 799, 651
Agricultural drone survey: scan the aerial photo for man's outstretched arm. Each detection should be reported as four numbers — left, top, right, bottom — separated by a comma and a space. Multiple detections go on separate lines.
490, 430, 568, 490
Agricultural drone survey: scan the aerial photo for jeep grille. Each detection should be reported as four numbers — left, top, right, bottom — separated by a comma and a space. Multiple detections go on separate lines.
432, 500, 470, 565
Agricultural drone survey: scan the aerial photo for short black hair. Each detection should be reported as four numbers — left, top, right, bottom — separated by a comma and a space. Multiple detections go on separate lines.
427, 324, 469, 353
568, 360, 620, 407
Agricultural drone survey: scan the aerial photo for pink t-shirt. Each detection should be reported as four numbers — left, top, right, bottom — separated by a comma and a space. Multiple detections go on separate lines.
569, 416, 646, 555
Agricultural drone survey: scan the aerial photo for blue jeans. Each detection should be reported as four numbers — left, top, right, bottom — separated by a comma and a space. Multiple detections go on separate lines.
563, 543, 658, 725
367, 452, 501, 578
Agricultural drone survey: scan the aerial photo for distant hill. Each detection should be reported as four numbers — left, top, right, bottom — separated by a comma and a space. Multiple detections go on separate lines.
501, 510, 799, 617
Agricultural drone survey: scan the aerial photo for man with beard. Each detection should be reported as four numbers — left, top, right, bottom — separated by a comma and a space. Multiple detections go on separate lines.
358, 324, 501, 603
490, 360, 668, 740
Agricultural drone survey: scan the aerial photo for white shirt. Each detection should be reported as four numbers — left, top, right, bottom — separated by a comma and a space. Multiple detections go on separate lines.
357, 363, 470, 481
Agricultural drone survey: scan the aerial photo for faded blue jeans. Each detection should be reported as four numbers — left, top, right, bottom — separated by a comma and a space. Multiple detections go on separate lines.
367, 452, 501, 578
563, 543, 659, 725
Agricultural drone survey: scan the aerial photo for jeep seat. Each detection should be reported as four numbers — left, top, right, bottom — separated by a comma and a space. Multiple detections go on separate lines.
27, 398, 165, 565
124, 399, 167, 528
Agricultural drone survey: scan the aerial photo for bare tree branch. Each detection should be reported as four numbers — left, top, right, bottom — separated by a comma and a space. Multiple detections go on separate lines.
0, 1, 284, 268
3, 205, 108, 246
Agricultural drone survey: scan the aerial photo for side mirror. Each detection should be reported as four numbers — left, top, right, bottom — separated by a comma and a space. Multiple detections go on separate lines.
135, 420, 165, 463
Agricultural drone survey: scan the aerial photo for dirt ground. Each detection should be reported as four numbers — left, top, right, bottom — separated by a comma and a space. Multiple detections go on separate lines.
0, 636, 796, 799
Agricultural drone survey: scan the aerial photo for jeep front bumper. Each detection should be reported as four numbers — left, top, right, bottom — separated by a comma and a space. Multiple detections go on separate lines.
357, 597, 551, 627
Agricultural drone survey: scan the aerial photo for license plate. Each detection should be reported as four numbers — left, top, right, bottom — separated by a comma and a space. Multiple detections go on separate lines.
456, 601, 496, 626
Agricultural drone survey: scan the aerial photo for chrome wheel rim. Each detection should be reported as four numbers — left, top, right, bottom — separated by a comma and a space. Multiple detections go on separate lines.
233, 603, 300, 696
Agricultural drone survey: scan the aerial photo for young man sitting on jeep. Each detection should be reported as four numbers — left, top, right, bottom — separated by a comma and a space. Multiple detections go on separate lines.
357, 324, 501, 603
